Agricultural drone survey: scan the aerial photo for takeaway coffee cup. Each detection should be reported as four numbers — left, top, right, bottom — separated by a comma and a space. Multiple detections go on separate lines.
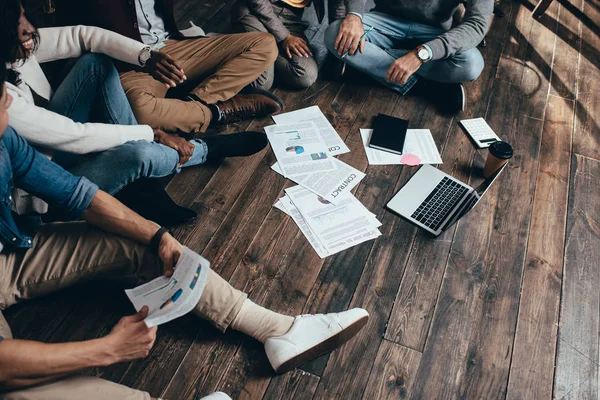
483, 141, 513, 178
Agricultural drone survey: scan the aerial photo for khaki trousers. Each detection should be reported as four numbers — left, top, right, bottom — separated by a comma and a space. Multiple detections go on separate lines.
0, 222, 247, 399
120, 32, 278, 134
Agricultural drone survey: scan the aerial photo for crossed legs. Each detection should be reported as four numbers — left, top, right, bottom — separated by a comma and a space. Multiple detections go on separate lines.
120, 33, 278, 134
324, 11, 485, 95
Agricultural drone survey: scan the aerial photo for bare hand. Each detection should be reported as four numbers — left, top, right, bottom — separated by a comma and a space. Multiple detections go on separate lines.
145, 51, 186, 88
158, 232, 183, 277
102, 306, 157, 365
282, 34, 313, 59
386, 51, 422, 84
334, 14, 365, 57
153, 128, 194, 166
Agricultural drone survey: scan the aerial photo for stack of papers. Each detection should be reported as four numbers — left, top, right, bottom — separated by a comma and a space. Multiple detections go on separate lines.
267, 107, 381, 258
266, 107, 365, 203
360, 128, 443, 166
274, 186, 382, 258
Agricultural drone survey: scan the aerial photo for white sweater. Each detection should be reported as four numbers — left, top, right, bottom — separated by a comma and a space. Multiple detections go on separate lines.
7, 25, 154, 155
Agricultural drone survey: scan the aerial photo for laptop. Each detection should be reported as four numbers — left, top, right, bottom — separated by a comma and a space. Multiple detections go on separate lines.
386, 164, 507, 236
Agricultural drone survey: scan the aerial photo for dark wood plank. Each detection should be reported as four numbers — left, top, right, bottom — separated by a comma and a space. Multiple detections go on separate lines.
410, 79, 542, 399
533, 0, 556, 18
305, 94, 431, 397
384, 0, 513, 351
160, 80, 368, 399
554, 154, 600, 399
362, 340, 422, 400
263, 370, 320, 400
506, 95, 573, 398
549, 0, 583, 99
572, 0, 600, 160
296, 86, 412, 377
496, 1, 530, 83
211, 80, 377, 399
521, 0, 560, 120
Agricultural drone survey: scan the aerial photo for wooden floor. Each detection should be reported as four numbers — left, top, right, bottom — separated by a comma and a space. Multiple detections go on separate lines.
6, 0, 600, 398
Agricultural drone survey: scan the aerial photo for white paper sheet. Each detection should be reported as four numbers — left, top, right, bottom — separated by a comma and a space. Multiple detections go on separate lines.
271, 158, 365, 204
360, 129, 443, 165
273, 106, 351, 156
279, 195, 330, 258
285, 186, 381, 255
265, 122, 337, 178
125, 247, 210, 327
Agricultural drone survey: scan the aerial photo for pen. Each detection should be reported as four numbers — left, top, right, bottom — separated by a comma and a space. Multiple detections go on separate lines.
342, 26, 374, 59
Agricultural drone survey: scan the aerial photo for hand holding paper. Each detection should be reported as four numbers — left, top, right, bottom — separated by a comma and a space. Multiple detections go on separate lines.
125, 247, 210, 327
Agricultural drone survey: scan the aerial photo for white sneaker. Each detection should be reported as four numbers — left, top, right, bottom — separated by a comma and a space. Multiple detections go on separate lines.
199, 392, 232, 400
264, 308, 369, 374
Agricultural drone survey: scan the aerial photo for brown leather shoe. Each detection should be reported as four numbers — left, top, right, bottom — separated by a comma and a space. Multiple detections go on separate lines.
217, 93, 283, 124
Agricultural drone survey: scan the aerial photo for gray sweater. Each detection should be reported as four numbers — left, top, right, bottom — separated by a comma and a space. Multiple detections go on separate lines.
349, 0, 494, 60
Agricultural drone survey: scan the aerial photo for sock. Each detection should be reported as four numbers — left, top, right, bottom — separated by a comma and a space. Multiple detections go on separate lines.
208, 104, 221, 122
230, 299, 294, 343
188, 94, 221, 122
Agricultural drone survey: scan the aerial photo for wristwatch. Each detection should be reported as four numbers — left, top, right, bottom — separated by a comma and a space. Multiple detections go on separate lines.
416, 45, 432, 63
138, 46, 152, 67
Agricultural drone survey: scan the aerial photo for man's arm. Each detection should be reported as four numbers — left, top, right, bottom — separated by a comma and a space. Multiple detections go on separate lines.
0, 307, 157, 391
82, 190, 183, 273
6, 126, 182, 268
424, 0, 494, 61
243, 0, 290, 42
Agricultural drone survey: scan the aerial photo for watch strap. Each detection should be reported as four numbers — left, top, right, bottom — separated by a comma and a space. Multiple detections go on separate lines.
138, 46, 152, 67
150, 227, 169, 254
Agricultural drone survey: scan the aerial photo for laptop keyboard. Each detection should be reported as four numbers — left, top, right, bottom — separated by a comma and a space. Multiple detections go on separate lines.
411, 177, 469, 231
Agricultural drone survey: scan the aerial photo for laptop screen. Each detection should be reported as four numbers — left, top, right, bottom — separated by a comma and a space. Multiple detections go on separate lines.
440, 163, 508, 233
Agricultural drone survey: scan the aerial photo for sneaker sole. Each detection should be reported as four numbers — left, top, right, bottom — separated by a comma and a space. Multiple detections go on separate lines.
274, 314, 369, 374
460, 84, 466, 112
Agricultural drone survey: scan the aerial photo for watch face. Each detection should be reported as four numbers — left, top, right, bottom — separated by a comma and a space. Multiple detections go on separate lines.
418, 48, 429, 60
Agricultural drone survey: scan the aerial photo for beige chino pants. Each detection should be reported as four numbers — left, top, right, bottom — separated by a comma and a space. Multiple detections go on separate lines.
0, 222, 247, 399
120, 32, 278, 134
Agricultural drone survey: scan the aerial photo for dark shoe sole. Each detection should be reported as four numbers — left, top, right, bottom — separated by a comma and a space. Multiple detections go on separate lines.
274, 314, 369, 374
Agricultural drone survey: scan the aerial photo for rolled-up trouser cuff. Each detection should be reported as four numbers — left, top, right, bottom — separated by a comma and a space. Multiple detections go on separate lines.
193, 269, 248, 332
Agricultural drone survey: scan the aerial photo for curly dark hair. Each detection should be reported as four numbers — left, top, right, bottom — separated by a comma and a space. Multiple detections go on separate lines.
0, 0, 40, 65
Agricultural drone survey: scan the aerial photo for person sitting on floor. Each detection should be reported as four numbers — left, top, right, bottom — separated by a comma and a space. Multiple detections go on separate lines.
54, 0, 285, 133
230, 0, 346, 90
0, 66, 369, 400
1, 1, 270, 226
324, 0, 493, 113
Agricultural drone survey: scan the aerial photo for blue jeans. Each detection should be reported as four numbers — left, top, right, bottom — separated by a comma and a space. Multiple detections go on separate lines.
324, 11, 485, 94
47, 53, 207, 194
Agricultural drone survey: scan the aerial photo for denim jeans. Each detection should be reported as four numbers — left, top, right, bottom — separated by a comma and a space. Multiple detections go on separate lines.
47, 53, 207, 195
324, 11, 485, 94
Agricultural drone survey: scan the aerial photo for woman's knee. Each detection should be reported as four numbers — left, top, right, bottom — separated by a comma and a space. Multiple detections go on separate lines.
77, 53, 115, 78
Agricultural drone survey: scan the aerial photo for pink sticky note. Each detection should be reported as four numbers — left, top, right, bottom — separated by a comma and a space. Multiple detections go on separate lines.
400, 153, 421, 166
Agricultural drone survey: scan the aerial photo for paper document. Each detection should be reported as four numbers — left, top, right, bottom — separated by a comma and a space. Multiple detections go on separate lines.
279, 196, 330, 258
125, 247, 210, 327
265, 122, 337, 178
273, 106, 350, 156
285, 185, 382, 255
271, 159, 365, 204
360, 129, 443, 165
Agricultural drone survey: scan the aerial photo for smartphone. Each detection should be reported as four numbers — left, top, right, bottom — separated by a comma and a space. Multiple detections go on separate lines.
368, 114, 409, 155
